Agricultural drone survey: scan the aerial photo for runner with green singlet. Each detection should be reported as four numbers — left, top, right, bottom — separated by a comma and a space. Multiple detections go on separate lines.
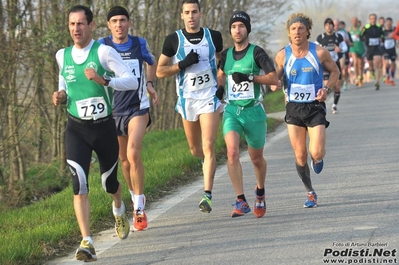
348, 17, 365, 87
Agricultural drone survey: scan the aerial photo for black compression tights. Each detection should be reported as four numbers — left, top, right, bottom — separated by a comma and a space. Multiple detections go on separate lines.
296, 163, 313, 192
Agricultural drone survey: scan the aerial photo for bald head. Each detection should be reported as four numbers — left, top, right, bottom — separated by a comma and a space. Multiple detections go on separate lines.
333, 19, 340, 31
351, 17, 358, 26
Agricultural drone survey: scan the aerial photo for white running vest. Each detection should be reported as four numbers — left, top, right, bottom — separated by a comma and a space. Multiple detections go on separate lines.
173, 28, 218, 99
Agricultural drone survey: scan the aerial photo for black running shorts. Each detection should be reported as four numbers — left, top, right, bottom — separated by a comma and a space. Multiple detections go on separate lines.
285, 101, 330, 128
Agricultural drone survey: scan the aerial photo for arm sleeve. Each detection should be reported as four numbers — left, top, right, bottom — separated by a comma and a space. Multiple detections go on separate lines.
218, 49, 228, 71
98, 45, 138, 91
161, 32, 178, 57
56, 49, 66, 91
139, 37, 155, 65
97, 37, 106, 45
254, 46, 276, 75
210, 29, 223, 52
315, 35, 322, 46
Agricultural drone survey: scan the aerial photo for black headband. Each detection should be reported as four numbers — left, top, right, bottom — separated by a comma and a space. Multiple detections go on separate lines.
288, 17, 310, 29
107, 6, 129, 21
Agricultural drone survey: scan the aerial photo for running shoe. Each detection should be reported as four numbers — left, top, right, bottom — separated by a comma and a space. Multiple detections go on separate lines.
114, 205, 130, 239
231, 199, 251, 217
253, 187, 266, 218
75, 239, 97, 262
389, 80, 395, 86
311, 158, 324, 174
358, 79, 363, 87
198, 193, 212, 213
133, 210, 148, 231
343, 81, 347, 91
332, 104, 338, 114
383, 76, 388, 83
375, 81, 380, 90
304, 191, 318, 208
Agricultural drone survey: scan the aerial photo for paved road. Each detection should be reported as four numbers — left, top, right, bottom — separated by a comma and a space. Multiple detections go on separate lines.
49, 82, 399, 265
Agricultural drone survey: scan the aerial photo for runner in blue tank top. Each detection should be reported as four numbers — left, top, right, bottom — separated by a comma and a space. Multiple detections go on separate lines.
274, 13, 339, 208
99, 5, 159, 232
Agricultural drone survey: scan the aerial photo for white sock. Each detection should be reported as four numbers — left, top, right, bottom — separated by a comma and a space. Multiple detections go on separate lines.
133, 194, 146, 213
129, 190, 135, 204
83, 236, 93, 245
112, 201, 125, 216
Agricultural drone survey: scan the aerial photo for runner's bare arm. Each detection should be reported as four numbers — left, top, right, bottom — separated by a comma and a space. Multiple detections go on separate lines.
156, 54, 181, 78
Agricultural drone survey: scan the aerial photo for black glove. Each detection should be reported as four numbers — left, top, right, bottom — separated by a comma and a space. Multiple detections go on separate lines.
232, 72, 250, 84
282, 75, 288, 94
178, 49, 199, 69
215, 86, 224, 100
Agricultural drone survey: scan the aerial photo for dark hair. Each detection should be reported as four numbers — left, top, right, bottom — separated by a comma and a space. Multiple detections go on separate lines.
68, 5, 93, 24
386, 17, 392, 22
324, 18, 334, 26
182, 0, 201, 11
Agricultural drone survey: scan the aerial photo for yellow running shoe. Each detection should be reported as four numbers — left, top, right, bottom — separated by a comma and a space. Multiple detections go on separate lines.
75, 239, 97, 262
114, 202, 130, 239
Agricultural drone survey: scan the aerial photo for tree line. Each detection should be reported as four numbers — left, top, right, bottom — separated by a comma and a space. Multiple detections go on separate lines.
0, 0, 291, 207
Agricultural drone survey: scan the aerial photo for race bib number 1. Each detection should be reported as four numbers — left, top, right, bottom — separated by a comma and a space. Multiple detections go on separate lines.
124, 59, 140, 77
76, 97, 108, 120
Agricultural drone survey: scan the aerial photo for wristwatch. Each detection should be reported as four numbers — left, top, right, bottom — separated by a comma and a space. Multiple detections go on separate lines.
323, 86, 331, 93
146, 81, 155, 87
247, 74, 254, 82
103, 75, 111, 86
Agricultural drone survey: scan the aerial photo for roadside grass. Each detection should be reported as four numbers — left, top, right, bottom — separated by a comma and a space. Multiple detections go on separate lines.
0, 91, 285, 265
264, 89, 286, 113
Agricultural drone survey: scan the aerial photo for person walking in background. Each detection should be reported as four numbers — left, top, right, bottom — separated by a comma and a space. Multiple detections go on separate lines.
335, 20, 353, 91
217, 11, 281, 218
99, 6, 159, 232
389, 19, 399, 41
378, 16, 385, 30
315, 18, 348, 114
274, 13, 339, 208
381, 17, 396, 85
156, 0, 223, 213
52, 5, 137, 262
348, 16, 366, 87
361, 13, 384, 90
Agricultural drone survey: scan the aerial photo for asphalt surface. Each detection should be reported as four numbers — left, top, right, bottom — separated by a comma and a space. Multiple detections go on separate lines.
48, 81, 399, 265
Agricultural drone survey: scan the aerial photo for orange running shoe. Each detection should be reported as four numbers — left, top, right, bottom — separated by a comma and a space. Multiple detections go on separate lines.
253, 187, 266, 218
133, 210, 148, 231
389, 80, 395, 86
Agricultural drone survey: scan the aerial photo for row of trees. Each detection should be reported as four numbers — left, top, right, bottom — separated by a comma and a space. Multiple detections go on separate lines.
0, 0, 291, 207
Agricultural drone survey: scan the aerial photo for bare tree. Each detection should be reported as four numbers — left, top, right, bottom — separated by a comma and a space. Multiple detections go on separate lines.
0, 0, 292, 206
